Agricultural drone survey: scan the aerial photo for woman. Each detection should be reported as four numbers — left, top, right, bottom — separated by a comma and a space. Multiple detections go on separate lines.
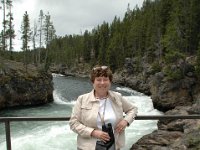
69, 65, 138, 150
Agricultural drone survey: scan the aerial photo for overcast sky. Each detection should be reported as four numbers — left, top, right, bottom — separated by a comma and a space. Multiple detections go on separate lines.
1, 0, 144, 51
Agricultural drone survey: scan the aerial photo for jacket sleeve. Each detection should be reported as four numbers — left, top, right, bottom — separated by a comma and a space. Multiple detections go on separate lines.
69, 95, 94, 138
121, 96, 138, 126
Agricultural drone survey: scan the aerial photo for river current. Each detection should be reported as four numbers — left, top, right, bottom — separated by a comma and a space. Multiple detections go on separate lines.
0, 74, 162, 150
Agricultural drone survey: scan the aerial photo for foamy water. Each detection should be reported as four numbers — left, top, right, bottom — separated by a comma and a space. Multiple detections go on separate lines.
0, 75, 162, 150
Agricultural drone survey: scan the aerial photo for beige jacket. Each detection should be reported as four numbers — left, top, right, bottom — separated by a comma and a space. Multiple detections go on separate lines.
69, 90, 137, 150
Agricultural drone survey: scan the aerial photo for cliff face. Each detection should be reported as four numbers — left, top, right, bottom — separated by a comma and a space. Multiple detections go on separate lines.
112, 56, 200, 149
0, 59, 53, 110
113, 56, 200, 112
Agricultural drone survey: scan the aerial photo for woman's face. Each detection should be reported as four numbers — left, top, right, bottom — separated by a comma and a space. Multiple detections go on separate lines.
93, 76, 111, 96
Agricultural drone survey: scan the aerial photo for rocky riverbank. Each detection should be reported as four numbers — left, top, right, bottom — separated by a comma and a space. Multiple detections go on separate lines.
113, 57, 200, 111
0, 59, 53, 110
112, 57, 200, 149
51, 57, 200, 149
130, 105, 200, 149
3, 56, 199, 149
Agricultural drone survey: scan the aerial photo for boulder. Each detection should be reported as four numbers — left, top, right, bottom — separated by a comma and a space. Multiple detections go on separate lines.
131, 105, 200, 150
0, 59, 53, 110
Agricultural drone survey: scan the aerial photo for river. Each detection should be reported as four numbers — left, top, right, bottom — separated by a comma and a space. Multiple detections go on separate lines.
0, 74, 162, 150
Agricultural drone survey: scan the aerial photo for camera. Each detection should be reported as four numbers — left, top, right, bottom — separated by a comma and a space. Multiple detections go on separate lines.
95, 123, 115, 150
102, 123, 115, 147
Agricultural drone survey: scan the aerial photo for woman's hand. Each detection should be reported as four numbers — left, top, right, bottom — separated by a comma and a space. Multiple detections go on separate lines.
115, 120, 128, 133
91, 129, 110, 142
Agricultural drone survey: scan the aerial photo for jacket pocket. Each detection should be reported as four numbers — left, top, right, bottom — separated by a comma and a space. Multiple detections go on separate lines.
81, 104, 93, 124
81, 104, 92, 110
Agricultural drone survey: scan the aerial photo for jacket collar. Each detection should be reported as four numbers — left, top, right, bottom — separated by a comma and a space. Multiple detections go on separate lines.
89, 89, 116, 102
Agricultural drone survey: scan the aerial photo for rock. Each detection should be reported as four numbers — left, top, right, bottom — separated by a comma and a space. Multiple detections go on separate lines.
192, 83, 200, 104
188, 104, 200, 114
131, 105, 200, 150
149, 76, 194, 112
113, 70, 151, 95
114, 57, 199, 113
170, 128, 200, 149
130, 130, 183, 150
47, 59, 200, 149
0, 59, 53, 110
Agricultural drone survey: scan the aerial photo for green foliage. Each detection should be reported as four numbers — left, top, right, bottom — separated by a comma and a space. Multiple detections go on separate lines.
21, 11, 31, 51
98, 22, 110, 65
162, 0, 200, 54
163, 48, 185, 80
164, 50, 185, 64
83, 30, 92, 63
4, 0, 200, 75
195, 41, 200, 78
151, 62, 162, 74
163, 66, 183, 81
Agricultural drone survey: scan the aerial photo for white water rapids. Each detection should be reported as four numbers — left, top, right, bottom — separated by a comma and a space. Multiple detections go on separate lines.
0, 74, 163, 150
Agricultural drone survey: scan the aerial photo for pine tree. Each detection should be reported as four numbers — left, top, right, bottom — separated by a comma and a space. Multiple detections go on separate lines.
98, 22, 110, 65
21, 11, 31, 72
5, 0, 15, 58
31, 20, 38, 64
107, 16, 124, 70
43, 12, 56, 69
1, 0, 7, 51
38, 10, 44, 64
83, 30, 91, 63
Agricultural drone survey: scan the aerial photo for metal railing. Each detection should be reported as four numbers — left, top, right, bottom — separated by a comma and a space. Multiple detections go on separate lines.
0, 115, 200, 150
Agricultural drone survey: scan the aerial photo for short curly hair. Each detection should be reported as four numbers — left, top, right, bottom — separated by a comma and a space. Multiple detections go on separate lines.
90, 65, 113, 83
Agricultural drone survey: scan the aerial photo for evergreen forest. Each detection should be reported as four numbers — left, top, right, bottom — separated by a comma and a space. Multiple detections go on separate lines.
1, 0, 200, 80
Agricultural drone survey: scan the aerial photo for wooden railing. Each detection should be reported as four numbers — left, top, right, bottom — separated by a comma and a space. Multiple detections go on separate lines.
0, 115, 200, 150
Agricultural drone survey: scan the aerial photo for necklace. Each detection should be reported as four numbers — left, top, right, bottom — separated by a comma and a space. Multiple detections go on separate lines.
98, 98, 107, 125
95, 96, 108, 100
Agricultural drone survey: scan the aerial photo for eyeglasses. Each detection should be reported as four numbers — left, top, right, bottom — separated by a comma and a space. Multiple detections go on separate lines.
92, 66, 108, 71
